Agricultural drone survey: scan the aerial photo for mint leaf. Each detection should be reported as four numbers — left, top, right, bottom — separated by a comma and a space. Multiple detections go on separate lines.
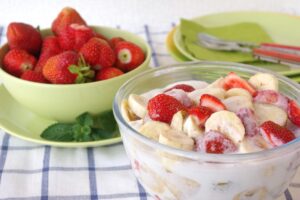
76, 112, 94, 127
91, 128, 118, 140
93, 110, 117, 132
41, 123, 74, 142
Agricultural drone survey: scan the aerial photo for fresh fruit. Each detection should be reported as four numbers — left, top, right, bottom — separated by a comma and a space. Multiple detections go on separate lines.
147, 94, 187, 123
254, 103, 287, 126
225, 88, 252, 100
58, 23, 95, 51
205, 110, 245, 144
114, 41, 145, 72
170, 110, 187, 131
3, 49, 36, 77
35, 36, 62, 73
248, 73, 278, 91
223, 96, 253, 113
288, 100, 300, 127
139, 121, 171, 141
239, 135, 270, 153
253, 90, 288, 111
188, 88, 226, 104
199, 94, 226, 112
260, 121, 295, 147
188, 106, 213, 126
164, 84, 195, 93
80, 37, 116, 69
110, 37, 125, 48
128, 94, 148, 118
42, 51, 94, 84
51, 7, 86, 36
201, 131, 237, 154
121, 100, 138, 122
7, 22, 42, 55
165, 89, 193, 108
158, 129, 194, 151
236, 108, 259, 137
222, 72, 256, 96
183, 115, 204, 138
95, 67, 124, 81
20, 70, 48, 83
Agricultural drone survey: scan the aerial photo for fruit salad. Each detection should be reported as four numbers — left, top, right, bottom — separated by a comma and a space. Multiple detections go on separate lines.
119, 71, 300, 200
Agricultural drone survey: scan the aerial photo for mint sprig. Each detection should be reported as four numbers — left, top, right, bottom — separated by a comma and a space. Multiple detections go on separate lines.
40, 111, 118, 142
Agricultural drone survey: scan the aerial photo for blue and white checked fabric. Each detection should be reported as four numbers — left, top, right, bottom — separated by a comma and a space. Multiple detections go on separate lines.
0, 24, 300, 200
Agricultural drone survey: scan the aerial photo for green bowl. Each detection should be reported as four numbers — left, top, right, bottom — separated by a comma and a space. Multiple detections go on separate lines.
0, 26, 151, 122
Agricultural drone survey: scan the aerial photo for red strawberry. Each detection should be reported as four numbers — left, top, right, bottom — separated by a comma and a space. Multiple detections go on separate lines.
260, 121, 295, 147
236, 108, 259, 137
199, 94, 226, 112
7, 22, 42, 55
288, 100, 300, 127
253, 90, 288, 111
202, 131, 237, 154
164, 84, 195, 93
147, 94, 187, 123
80, 37, 116, 69
96, 67, 124, 81
42, 51, 94, 84
223, 72, 256, 96
51, 7, 86, 36
165, 89, 193, 108
189, 106, 213, 126
21, 70, 48, 83
110, 37, 124, 49
58, 23, 95, 51
3, 49, 36, 77
35, 36, 62, 73
114, 41, 145, 72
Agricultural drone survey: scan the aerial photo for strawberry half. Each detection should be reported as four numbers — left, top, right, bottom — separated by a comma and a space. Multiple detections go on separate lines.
7, 22, 42, 55
95, 67, 124, 81
253, 90, 288, 111
223, 72, 256, 96
147, 94, 187, 123
114, 41, 145, 72
51, 7, 86, 36
236, 108, 259, 137
164, 84, 195, 93
260, 121, 295, 147
288, 100, 300, 127
188, 106, 213, 126
202, 131, 237, 154
3, 49, 36, 77
21, 70, 48, 83
199, 94, 226, 112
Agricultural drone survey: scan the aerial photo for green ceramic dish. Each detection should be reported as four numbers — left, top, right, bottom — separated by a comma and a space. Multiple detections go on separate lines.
0, 26, 151, 123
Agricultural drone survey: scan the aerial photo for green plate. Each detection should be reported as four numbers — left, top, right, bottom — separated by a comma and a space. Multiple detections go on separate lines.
0, 84, 121, 147
172, 11, 300, 68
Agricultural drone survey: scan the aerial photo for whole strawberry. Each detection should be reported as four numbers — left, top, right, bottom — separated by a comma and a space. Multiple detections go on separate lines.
3, 49, 36, 77
35, 36, 62, 73
42, 51, 94, 84
114, 41, 145, 72
96, 67, 124, 81
109, 37, 124, 49
7, 22, 42, 55
52, 7, 86, 36
80, 37, 116, 69
59, 23, 95, 51
21, 70, 48, 83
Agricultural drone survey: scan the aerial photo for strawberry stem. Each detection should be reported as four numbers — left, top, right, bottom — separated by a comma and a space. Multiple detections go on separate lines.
68, 55, 95, 84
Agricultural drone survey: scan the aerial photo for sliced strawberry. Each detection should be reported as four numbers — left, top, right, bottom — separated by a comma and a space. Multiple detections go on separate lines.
189, 106, 213, 126
260, 121, 296, 147
95, 67, 124, 81
253, 90, 288, 111
236, 108, 259, 137
288, 100, 300, 127
223, 72, 256, 96
165, 89, 193, 108
164, 84, 195, 93
147, 94, 187, 123
202, 131, 237, 154
199, 94, 226, 112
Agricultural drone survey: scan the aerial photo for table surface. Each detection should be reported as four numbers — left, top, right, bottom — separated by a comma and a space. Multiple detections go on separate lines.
1, 0, 300, 199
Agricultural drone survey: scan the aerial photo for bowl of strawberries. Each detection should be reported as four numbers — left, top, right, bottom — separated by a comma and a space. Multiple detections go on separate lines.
0, 7, 151, 122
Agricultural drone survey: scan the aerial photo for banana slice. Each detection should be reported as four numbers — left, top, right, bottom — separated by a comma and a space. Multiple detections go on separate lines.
121, 99, 138, 122
239, 135, 270, 153
254, 103, 287, 126
249, 73, 278, 91
171, 110, 187, 131
183, 115, 204, 138
223, 96, 253, 113
206, 77, 224, 88
188, 88, 226, 104
128, 119, 144, 131
139, 121, 171, 141
159, 129, 194, 151
205, 110, 245, 144
225, 88, 252, 100
128, 94, 148, 118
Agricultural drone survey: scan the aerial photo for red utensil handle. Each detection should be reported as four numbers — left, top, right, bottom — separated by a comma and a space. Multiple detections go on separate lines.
260, 43, 300, 51
253, 48, 300, 64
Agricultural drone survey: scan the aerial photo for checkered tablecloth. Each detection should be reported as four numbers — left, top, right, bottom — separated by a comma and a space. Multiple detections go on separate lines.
0, 23, 300, 200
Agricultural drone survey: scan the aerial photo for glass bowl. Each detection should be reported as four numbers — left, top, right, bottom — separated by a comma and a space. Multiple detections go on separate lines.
113, 61, 300, 200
